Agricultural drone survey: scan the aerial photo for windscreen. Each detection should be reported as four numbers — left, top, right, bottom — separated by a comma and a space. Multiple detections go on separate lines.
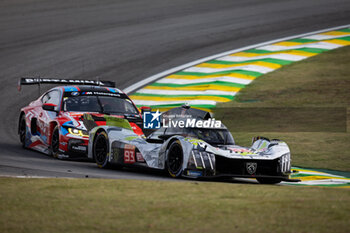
183, 128, 234, 145
63, 95, 138, 114
161, 126, 234, 145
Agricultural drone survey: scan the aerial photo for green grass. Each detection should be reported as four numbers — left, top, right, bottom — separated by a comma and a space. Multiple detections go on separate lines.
0, 178, 349, 233
214, 46, 350, 171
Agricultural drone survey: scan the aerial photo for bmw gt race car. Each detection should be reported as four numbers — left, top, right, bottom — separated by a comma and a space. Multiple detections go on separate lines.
18, 78, 144, 159
87, 106, 297, 184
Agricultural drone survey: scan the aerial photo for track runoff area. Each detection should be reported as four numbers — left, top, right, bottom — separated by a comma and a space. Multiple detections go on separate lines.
127, 25, 350, 188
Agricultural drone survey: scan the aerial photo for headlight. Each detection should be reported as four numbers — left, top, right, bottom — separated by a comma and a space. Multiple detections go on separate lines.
68, 128, 88, 137
189, 150, 215, 170
279, 153, 291, 173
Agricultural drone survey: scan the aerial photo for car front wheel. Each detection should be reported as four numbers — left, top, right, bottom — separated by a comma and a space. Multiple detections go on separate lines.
166, 140, 184, 178
94, 131, 110, 168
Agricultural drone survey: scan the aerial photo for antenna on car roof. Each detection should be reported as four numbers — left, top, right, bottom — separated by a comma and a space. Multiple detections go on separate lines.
96, 76, 100, 86
182, 103, 190, 109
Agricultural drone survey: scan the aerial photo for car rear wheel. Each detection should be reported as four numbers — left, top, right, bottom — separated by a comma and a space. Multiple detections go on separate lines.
19, 115, 27, 148
94, 131, 110, 168
50, 125, 60, 158
256, 178, 282, 184
166, 140, 183, 178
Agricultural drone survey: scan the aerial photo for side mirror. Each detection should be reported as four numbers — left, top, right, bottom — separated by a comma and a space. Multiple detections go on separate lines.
140, 106, 151, 115
42, 103, 57, 112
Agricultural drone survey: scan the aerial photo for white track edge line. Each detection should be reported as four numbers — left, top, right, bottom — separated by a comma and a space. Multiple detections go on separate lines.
124, 24, 350, 94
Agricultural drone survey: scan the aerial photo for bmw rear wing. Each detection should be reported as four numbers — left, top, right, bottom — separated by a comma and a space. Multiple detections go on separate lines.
17, 77, 116, 91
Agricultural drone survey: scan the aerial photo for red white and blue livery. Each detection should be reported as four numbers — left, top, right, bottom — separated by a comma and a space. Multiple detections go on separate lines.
18, 78, 143, 158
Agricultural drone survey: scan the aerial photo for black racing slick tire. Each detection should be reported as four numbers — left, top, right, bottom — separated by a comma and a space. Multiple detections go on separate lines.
166, 140, 184, 178
50, 125, 60, 158
93, 131, 111, 168
256, 178, 282, 184
19, 114, 27, 148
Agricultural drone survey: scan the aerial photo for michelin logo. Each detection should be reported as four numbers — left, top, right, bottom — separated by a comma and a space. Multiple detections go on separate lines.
143, 110, 161, 129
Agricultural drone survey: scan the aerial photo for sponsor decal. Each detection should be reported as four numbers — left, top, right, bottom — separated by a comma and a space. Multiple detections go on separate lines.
228, 147, 256, 155
71, 145, 86, 152
71, 91, 80, 96
124, 144, 135, 164
136, 152, 144, 162
22, 78, 110, 86
184, 138, 204, 145
187, 170, 203, 177
246, 162, 257, 175
82, 91, 120, 97
185, 138, 207, 149
228, 148, 251, 153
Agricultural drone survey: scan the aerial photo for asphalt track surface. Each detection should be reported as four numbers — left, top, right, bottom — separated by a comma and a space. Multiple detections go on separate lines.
0, 0, 349, 180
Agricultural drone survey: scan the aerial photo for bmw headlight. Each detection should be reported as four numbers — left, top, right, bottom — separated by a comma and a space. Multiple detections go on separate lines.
68, 128, 88, 137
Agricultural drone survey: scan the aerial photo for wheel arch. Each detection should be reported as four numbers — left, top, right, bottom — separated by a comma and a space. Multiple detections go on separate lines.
164, 136, 184, 160
48, 121, 59, 144
18, 111, 26, 134
166, 137, 182, 150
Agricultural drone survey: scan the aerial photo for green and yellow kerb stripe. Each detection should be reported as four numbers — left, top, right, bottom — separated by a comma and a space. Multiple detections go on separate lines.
130, 28, 350, 112
287, 167, 350, 188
